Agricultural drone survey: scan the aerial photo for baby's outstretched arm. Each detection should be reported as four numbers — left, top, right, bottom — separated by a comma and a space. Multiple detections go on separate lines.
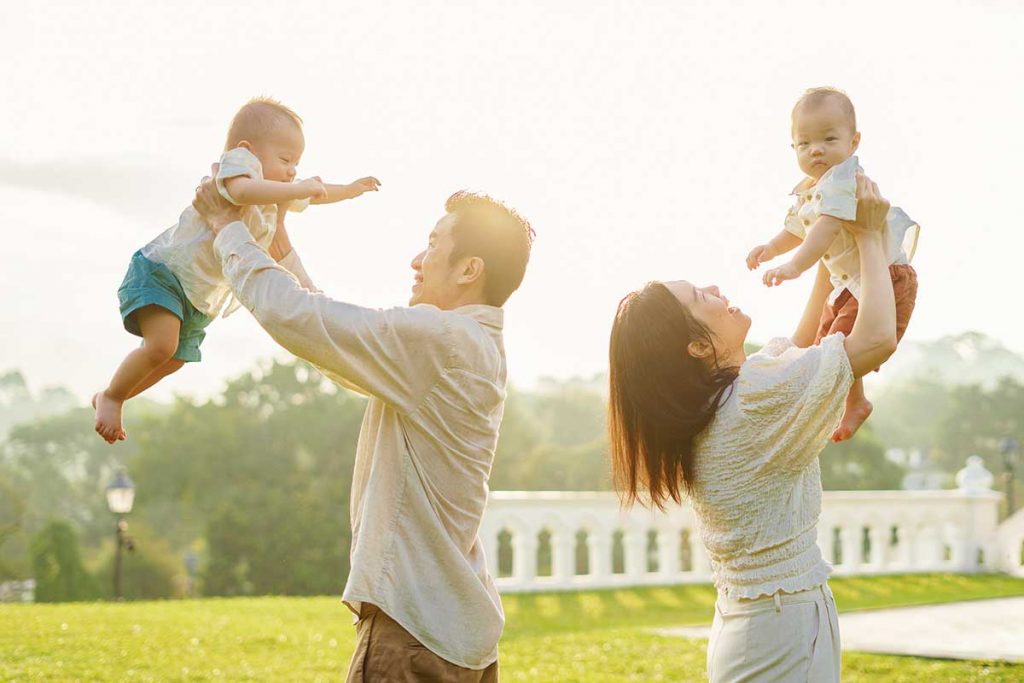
763, 215, 843, 287
746, 230, 802, 270
224, 176, 327, 206
789, 215, 843, 273
310, 177, 382, 205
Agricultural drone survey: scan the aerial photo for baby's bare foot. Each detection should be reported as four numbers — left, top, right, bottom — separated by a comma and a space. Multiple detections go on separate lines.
93, 391, 126, 444
831, 399, 873, 443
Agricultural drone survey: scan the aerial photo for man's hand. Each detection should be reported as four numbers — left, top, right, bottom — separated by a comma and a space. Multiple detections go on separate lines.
192, 163, 242, 235
763, 261, 801, 288
269, 204, 293, 262
345, 176, 381, 198
746, 244, 775, 271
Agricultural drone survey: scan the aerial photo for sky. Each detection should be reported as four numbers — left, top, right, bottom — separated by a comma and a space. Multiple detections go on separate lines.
1, 0, 1023, 405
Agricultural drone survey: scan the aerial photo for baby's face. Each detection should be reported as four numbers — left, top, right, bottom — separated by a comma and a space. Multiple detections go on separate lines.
791, 99, 860, 180
247, 123, 306, 183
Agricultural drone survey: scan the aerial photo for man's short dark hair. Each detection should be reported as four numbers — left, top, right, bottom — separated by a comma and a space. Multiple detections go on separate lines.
445, 191, 534, 306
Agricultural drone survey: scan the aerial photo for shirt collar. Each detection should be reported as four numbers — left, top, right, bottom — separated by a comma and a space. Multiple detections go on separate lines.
453, 304, 504, 331
790, 176, 816, 196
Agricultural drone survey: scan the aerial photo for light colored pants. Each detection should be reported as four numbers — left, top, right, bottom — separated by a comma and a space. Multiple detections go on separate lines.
706, 583, 841, 682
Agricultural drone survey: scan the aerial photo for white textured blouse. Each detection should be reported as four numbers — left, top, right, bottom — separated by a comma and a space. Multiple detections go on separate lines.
141, 147, 309, 318
784, 155, 920, 304
688, 333, 854, 599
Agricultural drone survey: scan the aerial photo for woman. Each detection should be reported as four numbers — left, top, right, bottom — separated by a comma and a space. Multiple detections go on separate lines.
608, 174, 896, 682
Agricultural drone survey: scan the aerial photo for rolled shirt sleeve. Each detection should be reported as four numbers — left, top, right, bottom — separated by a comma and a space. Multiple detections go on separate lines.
287, 193, 311, 213
784, 206, 807, 239
213, 222, 450, 411
215, 148, 264, 205
736, 333, 854, 472
814, 156, 859, 221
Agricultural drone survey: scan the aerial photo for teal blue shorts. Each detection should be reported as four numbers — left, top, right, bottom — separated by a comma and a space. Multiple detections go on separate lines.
117, 251, 212, 362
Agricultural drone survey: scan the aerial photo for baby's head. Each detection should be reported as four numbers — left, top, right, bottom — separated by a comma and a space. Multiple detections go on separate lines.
225, 97, 305, 182
791, 87, 860, 180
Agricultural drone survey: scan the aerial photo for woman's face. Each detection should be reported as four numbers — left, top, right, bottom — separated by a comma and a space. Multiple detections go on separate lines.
664, 281, 751, 363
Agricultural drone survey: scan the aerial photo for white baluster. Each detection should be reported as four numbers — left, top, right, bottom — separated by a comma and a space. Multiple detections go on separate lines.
553, 529, 574, 584
659, 528, 680, 579
626, 529, 646, 580
483, 527, 500, 577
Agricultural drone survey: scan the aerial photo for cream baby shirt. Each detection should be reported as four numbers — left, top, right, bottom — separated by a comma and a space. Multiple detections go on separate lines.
784, 156, 920, 304
141, 147, 310, 318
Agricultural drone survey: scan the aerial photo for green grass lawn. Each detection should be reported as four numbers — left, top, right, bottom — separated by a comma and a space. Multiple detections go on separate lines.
3, 574, 1023, 682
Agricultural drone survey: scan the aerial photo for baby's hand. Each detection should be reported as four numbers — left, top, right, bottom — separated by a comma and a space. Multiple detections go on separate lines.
347, 176, 382, 198
762, 262, 800, 288
297, 177, 328, 200
746, 244, 775, 271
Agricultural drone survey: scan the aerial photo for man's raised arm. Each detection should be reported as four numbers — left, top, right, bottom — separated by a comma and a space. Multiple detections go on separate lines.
193, 176, 448, 412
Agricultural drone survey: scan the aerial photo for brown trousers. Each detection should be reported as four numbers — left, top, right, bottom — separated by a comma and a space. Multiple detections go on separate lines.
814, 264, 918, 368
345, 604, 499, 682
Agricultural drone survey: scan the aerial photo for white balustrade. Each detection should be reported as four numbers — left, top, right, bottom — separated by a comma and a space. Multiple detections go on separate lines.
480, 459, 1010, 593
997, 508, 1024, 577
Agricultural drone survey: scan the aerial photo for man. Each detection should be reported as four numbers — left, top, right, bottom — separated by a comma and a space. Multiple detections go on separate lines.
193, 179, 533, 680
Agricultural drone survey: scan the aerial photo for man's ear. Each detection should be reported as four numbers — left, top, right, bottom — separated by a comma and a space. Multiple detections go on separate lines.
687, 339, 714, 361
851, 132, 861, 153
457, 256, 485, 287
237, 140, 253, 151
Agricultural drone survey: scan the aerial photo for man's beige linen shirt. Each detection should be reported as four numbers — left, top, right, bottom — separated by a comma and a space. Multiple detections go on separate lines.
213, 222, 507, 669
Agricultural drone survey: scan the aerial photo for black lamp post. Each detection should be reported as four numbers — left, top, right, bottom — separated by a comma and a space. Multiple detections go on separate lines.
105, 470, 135, 600
1000, 437, 1019, 516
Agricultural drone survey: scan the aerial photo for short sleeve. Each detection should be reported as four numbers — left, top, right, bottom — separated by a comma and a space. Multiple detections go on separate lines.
815, 156, 859, 221
216, 148, 264, 205
288, 193, 311, 213
736, 333, 854, 471
887, 206, 920, 263
784, 206, 806, 238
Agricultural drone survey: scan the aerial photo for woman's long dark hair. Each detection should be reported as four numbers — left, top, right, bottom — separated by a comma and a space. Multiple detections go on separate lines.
608, 282, 740, 510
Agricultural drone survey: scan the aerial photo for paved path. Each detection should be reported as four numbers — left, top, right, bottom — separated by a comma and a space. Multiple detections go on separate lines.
659, 597, 1024, 662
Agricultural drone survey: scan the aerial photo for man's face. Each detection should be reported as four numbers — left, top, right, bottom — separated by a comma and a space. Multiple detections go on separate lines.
409, 214, 462, 308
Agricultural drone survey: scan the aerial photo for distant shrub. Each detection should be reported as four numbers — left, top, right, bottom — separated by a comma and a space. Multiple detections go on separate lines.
93, 523, 182, 600
30, 520, 100, 602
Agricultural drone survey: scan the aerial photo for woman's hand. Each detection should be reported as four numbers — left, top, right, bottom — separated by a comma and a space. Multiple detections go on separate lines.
845, 172, 890, 239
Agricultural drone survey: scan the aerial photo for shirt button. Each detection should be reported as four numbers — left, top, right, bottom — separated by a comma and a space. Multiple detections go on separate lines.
842, 274, 849, 281
815, 193, 822, 201
824, 253, 831, 259
803, 218, 811, 226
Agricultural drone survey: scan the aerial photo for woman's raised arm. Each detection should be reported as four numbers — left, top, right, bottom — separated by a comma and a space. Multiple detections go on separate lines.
843, 174, 897, 377
791, 263, 833, 348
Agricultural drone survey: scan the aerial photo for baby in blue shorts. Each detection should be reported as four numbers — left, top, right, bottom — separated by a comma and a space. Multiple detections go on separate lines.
94, 97, 380, 443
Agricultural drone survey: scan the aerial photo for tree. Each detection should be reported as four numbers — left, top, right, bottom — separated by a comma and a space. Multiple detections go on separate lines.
820, 425, 905, 490
92, 522, 183, 600
0, 470, 29, 580
130, 360, 364, 595
203, 485, 346, 596
2, 408, 137, 549
491, 377, 611, 491
935, 378, 1024, 472
30, 520, 100, 602
869, 376, 953, 455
